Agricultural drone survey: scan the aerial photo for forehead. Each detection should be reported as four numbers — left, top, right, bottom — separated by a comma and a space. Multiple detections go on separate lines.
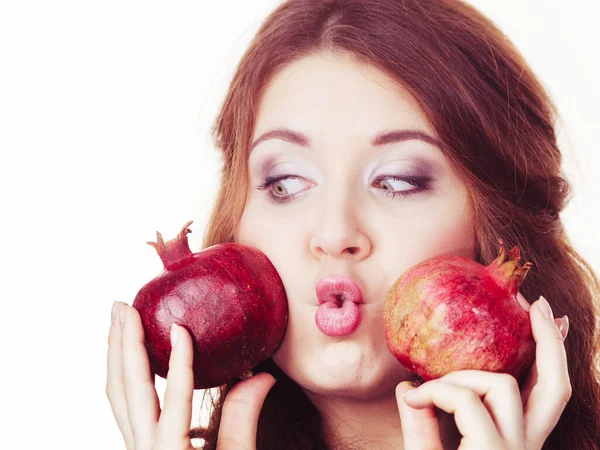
252, 51, 436, 141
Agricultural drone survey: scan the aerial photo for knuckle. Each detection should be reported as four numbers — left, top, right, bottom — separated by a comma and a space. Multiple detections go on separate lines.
107, 325, 121, 345
461, 387, 479, 403
105, 383, 116, 400
107, 327, 114, 345
226, 394, 259, 410
498, 373, 520, 392
561, 382, 573, 403
549, 380, 572, 407
216, 437, 247, 450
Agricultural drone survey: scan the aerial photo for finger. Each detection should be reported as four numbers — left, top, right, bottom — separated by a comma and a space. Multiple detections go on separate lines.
520, 315, 568, 407
402, 380, 504, 448
396, 381, 444, 450
217, 371, 277, 450
522, 297, 572, 447
120, 304, 161, 450
438, 370, 524, 449
155, 324, 194, 448
106, 302, 134, 449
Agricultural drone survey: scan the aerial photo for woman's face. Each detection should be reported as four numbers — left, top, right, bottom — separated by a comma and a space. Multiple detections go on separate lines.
234, 51, 477, 401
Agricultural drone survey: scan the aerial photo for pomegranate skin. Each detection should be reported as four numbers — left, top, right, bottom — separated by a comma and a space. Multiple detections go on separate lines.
383, 239, 536, 383
132, 221, 288, 389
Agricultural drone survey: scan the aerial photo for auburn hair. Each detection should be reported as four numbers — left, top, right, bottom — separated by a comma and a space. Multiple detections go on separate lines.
190, 0, 600, 448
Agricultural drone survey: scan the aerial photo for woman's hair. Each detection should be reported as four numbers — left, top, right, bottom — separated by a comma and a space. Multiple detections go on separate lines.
190, 0, 600, 448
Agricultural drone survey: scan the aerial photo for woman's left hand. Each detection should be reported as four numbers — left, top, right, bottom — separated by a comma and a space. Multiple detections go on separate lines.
395, 296, 571, 450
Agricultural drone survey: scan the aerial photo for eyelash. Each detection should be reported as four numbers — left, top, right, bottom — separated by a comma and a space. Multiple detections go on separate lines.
254, 174, 432, 204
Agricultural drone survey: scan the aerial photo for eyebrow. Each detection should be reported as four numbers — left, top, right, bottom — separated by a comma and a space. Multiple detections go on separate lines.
249, 127, 442, 153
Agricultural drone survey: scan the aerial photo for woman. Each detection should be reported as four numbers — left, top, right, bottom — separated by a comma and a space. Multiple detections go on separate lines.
106, 0, 600, 448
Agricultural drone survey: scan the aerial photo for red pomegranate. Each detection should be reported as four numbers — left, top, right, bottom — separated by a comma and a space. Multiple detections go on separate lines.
383, 239, 536, 383
132, 221, 288, 389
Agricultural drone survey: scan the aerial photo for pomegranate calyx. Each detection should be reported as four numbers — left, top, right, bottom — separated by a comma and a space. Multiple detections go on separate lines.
489, 238, 533, 295
147, 220, 194, 269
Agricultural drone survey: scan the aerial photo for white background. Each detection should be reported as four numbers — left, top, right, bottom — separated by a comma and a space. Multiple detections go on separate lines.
0, 1, 598, 449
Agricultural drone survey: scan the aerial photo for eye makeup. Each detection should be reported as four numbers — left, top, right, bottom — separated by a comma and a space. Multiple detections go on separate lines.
254, 173, 433, 204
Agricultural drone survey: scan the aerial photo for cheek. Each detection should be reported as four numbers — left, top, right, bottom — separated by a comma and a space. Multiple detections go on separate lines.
423, 216, 476, 259
402, 192, 476, 258
376, 213, 476, 269
235, 200, 278, 248
235, 198, 306, 245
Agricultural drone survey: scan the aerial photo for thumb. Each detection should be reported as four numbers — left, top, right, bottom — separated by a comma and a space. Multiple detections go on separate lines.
217, 371, 276, 449
396, 381, 444, 450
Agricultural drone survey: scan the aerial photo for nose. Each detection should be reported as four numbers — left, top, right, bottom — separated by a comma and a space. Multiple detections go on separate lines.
309, 200, 372, 261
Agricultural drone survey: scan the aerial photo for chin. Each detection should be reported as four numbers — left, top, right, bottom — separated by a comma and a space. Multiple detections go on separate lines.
305, 381, 375, 400
275, 355, 406, 400
300, 373, 402, 402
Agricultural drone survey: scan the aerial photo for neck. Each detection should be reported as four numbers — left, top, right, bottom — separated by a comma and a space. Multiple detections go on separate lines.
304, 389, 461, 450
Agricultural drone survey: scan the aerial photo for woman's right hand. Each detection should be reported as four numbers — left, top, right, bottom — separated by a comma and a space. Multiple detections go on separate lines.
106, 301, 277, 450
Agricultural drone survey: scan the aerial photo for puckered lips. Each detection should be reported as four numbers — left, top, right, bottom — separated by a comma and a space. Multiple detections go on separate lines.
316, 277, 364, 305
315, 277, 364, 337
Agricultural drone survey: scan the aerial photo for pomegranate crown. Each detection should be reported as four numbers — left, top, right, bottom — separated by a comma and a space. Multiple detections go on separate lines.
489, 238, 534, 296
147, 220, 194, 269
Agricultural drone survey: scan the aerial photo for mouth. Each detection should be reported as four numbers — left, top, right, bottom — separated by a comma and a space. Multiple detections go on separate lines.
316, 277, 364, 305
315, 277, 364, 336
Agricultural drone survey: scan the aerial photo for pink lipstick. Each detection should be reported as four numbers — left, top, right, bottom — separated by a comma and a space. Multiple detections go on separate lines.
315, 277, 364, 336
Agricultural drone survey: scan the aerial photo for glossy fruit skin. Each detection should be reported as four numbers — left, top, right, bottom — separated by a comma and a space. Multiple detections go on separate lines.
132, 221, 288, 389
383, 239, 536, 383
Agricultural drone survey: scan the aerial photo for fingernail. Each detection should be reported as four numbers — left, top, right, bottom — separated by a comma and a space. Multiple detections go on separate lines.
539, 296, 554, 321
171, 323, 179, 347
558, 315, 569, 341
119, 304, 126, 328
111, 301, 118, 325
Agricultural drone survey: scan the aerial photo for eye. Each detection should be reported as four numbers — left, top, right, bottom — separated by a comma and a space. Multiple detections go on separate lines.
254, 174, 432, 204
372, 175, 432, 199
254, 174, 311, 204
